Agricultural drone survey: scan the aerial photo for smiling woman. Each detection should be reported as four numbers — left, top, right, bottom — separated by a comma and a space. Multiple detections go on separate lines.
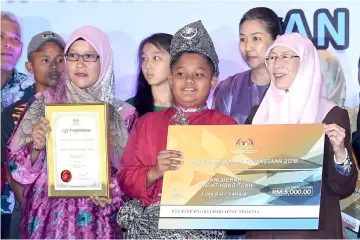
5, 26, 137, 239
265, 46, 300, 91
245, 33, 357, 239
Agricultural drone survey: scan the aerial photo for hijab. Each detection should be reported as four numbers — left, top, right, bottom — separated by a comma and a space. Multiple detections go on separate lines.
253, 33, 335, 124
9, 26, 128, 157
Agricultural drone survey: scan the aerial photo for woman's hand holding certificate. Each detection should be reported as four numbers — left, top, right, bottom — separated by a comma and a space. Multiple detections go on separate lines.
31, 117, 51, 162
90, 183, 116, 207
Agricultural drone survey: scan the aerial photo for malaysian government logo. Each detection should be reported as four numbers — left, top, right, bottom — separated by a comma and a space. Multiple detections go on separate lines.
236, 137, 253, 149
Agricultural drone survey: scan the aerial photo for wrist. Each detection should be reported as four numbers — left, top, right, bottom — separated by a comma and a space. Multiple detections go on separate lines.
32, 144, 44, 152
146, 167, 162, 189
334, 148, 347, 164
149, 167, 162, 181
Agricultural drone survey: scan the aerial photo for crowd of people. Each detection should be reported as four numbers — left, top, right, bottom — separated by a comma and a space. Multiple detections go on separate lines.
1, 7, 359, 239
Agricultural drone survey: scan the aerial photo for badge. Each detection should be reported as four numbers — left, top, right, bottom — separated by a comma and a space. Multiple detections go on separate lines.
61, 170, 72, 183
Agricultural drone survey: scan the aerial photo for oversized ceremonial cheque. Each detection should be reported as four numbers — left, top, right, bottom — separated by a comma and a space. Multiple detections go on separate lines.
159, 124, 325, 230
45, 103, 111, 198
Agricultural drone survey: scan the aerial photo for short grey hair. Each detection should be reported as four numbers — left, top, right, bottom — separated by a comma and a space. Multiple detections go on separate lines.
1, 11, 21, 35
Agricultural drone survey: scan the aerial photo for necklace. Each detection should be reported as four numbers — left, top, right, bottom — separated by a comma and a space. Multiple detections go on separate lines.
170, 105, 208, 125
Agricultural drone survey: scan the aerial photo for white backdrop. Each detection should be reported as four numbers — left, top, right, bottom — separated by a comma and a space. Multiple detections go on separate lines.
3, 0, 359, 107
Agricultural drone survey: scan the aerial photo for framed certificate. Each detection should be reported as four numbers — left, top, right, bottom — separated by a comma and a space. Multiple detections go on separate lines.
159, 124, 325, 230
45, 103, 111, 198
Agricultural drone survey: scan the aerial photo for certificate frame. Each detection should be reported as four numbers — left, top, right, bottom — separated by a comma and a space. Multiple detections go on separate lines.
45, 103, 111, 198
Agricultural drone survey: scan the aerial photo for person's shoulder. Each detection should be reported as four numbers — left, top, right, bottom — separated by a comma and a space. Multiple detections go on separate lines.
10, 70, 35, 102
136, 108, 167, 123
121, 101, 136, 113
217, 70, 251, 89
15, 71, 34, 90
208, 109, 237, 124
2, 98, 27, 115
125, 97, 135, 106
14, 69, 28, 79
325, 106, 348, 118
1, 102, 16, 118
323, 106, 350, 128
115, 100, 137, 120
318, 50, 341, 66
133, 109, 169, 132
140, 108, 168, 120
1, 100, 28, 132
244, 105, 260, 124
213, 70, 252, 103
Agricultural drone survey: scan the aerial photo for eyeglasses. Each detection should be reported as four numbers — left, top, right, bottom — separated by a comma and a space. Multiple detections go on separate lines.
65, 53, 99, 62
265, 54, 300, 65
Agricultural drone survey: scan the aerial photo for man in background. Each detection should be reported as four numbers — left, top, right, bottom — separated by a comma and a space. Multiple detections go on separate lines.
1, 11, 35, 239
1, 11, 34, 109
1, 31, 65, 239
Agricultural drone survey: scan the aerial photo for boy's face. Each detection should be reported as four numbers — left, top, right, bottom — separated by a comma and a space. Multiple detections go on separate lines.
169, 53, 217, 107
26, 41, 65, 89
